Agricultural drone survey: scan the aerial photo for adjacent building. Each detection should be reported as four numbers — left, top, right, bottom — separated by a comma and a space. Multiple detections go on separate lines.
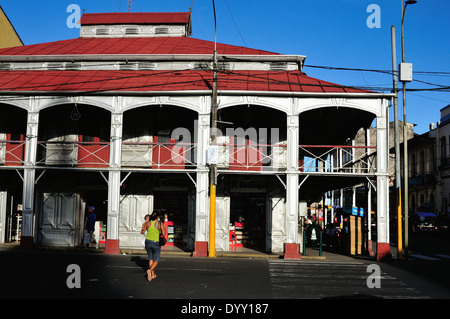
0, 5, 23, 49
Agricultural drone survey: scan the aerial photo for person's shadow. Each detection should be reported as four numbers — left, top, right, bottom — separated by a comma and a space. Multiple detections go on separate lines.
131, 256, 149, 280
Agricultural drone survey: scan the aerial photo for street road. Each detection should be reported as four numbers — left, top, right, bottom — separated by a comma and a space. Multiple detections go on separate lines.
1, 242, 450, 301
0, 232, 449, 319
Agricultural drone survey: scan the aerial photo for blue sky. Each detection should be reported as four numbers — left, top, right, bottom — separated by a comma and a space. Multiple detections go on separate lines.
1, 0, 449, 134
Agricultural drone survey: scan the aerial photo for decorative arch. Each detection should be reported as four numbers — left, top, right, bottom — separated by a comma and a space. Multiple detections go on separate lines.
36, 96, 114, 113
297, 105, 375, 146
0, 99, 30, 111
217, 95, 291, 115
296, 97, 382, 117
120, 95, 206, 114
38, 103, 111, 141
122, 104, 198, 142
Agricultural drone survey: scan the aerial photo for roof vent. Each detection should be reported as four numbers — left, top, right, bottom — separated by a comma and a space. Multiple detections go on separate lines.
119, 62, 138, 71
138, 62, 157, 70
125, 27, 139, 35
217, 62, 232, 71
193, 62, 211, 70
155, 27, 169, 35
0, 63, 11, 71
65, 62, 82, 71
46, 62, 65, 70
96, 28, 110, 36
269, 62, 287, 71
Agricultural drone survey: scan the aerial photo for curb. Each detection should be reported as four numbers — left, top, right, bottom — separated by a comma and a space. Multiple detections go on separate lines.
124, 249, 327, 260
1, 243, 328, 260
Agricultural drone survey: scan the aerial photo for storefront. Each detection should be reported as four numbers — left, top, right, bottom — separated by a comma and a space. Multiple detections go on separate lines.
34, 170, 108, 247
154, 191, 190, 248
229, 194, 266, 250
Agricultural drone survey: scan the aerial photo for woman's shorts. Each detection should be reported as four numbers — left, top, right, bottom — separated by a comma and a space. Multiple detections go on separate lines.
145, 239, 161, 261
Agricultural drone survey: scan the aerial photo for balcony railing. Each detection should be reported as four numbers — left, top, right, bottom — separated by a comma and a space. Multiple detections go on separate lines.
299, 144, 377, 174
216, 137, 286, 171
37, 140, 110, 167
1, 136, 377, 175
121, 137, 196, 169
0, 138, 25, 166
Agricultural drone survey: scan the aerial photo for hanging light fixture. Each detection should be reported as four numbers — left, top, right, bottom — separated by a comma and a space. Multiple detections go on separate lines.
70, 103, 81, 121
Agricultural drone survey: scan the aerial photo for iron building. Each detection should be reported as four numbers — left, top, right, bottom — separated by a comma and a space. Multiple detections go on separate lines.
0, 12, 393, 260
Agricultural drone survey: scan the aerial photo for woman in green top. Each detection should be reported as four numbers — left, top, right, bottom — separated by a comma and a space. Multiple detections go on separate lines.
141, 210, 166, 281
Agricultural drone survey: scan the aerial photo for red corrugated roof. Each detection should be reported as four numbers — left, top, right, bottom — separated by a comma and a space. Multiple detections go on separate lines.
0, 10, 375, 96
0, 70, 370, 94
79, 12, 191, 25
0, 37, 279, 56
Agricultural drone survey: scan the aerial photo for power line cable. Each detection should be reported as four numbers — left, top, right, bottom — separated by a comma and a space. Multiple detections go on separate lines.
223, 0, 246, 47
0, 65, 449, 96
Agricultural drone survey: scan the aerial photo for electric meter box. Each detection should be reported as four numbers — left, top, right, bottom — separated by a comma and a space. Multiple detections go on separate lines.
299, 201, 307, 217
399, 63, 413, 82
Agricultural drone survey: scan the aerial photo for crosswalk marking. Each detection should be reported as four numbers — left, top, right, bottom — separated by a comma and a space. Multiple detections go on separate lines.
392, 253, 450, 261
409, 253, 441, 261
433, 254, 450, 260
268, 259, 429, 299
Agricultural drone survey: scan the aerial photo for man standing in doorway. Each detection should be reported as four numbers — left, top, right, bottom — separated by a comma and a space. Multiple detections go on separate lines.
84, 206, 96, 248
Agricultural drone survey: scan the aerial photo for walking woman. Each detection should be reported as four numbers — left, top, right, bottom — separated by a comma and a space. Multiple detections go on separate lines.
141, 210, 166, 281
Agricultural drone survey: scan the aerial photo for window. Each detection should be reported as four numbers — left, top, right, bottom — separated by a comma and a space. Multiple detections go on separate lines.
410, 153, 416, 177
441, 136, 447, 160
420, 150, 425, 175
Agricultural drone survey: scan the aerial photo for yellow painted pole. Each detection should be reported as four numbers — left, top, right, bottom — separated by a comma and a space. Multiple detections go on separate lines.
397, 189, 403, 260
208, 184, 216, 257
209, 0, 218, 258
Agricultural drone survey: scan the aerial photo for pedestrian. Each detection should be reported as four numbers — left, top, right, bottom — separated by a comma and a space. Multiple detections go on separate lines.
141, 210, 166, 282
84, 206, 96, 248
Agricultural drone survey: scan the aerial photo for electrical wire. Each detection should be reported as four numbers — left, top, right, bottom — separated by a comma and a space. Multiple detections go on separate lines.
0, 63, 448, 99
223, 0, 246, 47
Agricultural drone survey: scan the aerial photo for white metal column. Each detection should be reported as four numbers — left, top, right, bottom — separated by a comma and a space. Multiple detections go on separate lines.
286, 115, 299, 244
0, 191, 6, 244
193, 113, 210, 256
105, 112, 123, 253
376, 100, 390, 260
21, 111, 39, 247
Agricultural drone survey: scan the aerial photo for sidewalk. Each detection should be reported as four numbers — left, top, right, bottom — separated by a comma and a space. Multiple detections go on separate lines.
0, 240, 369, 262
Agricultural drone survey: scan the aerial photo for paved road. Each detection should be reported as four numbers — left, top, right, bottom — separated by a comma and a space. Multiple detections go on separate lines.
1, 240, 450, 317
268, 259, 429, 299
1, 245, 449, 301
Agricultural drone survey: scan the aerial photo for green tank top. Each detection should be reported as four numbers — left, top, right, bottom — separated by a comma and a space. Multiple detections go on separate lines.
145, 220, 160, 242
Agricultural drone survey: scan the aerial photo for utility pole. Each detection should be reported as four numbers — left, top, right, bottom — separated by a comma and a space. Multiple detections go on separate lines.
208, 0, 218, 258
391, 25, 403, 260
400, 0, 417, 260
128, 0, 134, 12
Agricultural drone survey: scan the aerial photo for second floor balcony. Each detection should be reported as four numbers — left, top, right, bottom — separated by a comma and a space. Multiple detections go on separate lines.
0, 134, 377, 176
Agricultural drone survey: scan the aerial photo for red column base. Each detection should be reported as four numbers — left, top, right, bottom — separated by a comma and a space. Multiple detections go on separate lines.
19, 236, 34, 250
284, 243, 301, 259
376, 243, 391, 261
368, 239, 375, 257
103, 239, 120, 254
192, 241, 208, 257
